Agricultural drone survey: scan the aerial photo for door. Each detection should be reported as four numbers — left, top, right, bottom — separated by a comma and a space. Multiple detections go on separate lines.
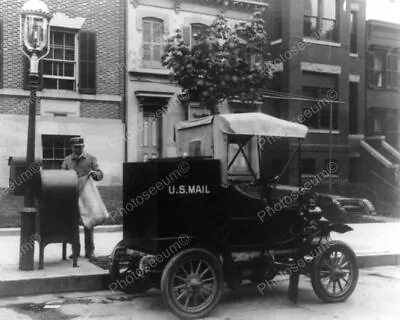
140, 110, 161, 161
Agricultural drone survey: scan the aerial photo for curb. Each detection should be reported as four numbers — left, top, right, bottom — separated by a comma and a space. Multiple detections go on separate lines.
357, 253, 400, 268
0, 225, 122, 236
0, 274, 110, 298
0, 252, 399, 298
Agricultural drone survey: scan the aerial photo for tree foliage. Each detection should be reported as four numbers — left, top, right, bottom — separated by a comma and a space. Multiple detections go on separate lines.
162, 12, 275, 114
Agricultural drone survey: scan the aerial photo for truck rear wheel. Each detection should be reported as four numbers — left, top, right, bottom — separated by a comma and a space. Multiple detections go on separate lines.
161, 248, 223, 319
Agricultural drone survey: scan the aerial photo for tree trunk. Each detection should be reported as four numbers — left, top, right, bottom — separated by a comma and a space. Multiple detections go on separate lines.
206, 98, 219, 115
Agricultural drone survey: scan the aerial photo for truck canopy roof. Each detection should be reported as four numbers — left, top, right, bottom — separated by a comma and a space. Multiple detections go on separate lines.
176, 112, 308, 139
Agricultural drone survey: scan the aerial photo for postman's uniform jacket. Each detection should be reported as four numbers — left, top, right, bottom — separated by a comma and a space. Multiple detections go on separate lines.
61, 152, 103, 181
61, 151, 103, 257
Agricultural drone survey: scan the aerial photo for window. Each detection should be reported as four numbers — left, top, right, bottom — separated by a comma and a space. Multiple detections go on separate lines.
302, 158, 316, 175
387, 52, 399, 89
304, 0, 338, 42
24, 30, 96, 93
272, 159, 282, 175
349, 82, 358, 134
43, 31, 76, 90
275, 17, 282, 39
189, 140, 202, 157
42, 135, 78, 169
372, 117, 384, 133
191, 23, 207, 48
304, 0, 319, 37
349, 158, 358, 183
302, 86, 339, 130
371, 51, 385, 88
369, 50, 400, 89
350, 11, 357, 54
142, 18, 163, 68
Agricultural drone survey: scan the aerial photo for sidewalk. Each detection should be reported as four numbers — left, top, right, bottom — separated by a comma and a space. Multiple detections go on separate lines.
0, 223, 399, 298
0, 227, 122, 297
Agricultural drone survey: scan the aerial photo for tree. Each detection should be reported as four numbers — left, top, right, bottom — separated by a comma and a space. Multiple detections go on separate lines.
162, 12, 276, 114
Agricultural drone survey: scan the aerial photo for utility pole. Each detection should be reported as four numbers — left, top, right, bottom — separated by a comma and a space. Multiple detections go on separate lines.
329, 101, 333, 193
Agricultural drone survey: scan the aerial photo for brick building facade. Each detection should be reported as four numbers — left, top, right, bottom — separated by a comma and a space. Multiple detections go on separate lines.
359, 19, 400, 186
366, 20, 400, 148
262, 0, 367, 186
0, 0, 126, 187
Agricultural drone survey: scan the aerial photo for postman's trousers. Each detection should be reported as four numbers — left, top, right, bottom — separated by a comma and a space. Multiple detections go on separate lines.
77, 226, 94, 255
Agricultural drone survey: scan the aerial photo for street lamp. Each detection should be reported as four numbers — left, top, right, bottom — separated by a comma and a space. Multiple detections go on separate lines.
19, 0, 52, 270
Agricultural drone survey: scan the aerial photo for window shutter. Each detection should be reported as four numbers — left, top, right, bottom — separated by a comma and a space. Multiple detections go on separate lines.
0, 20, 3, 88
79, 31, 96, 94
368, 51, 375, 87
182, 25, 191, 46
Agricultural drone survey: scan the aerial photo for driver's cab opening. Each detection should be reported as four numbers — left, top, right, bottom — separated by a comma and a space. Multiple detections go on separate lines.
175, 113, 308, 203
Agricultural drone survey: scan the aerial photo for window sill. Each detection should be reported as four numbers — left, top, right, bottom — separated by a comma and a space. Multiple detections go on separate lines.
368, 85, 400, 92
0, 88, 122, 102
350, 53, 359, 58
302, 38, 341, 47
270, 38, 283, 46
308, 129, 340, 134
129, 67, 170, 76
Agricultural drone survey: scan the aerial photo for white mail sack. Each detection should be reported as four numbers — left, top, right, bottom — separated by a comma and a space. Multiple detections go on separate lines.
78, 175, 110, 229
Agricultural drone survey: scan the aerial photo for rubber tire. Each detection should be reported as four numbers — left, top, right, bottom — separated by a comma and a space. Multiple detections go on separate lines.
109, 246, 150, 294
311, 241, 358, 303
161, 248, 224, 320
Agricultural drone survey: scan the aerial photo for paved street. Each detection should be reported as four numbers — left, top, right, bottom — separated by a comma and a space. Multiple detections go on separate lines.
0, 266, 398, 320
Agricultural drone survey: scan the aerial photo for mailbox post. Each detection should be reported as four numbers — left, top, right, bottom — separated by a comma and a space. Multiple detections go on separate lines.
19, 0, 52, 270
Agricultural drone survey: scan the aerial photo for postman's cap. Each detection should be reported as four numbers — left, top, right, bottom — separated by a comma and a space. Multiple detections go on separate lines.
70, 137, 84, 146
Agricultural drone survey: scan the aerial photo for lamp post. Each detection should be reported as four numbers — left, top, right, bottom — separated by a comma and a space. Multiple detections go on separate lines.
19, 0, 51, 270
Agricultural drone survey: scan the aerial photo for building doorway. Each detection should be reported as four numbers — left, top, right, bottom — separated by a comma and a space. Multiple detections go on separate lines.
140, 109, 162, 161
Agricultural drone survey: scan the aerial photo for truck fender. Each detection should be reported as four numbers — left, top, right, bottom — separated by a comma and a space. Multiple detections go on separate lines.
322, 224, 353, 234
110, 240, 126, 259
303, 224, 353, 249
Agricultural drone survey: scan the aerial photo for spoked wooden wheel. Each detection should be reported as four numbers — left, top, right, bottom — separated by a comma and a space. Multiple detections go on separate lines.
311, 241, 358, 302
161, 248, 223, 319
109, 246, 150, 294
